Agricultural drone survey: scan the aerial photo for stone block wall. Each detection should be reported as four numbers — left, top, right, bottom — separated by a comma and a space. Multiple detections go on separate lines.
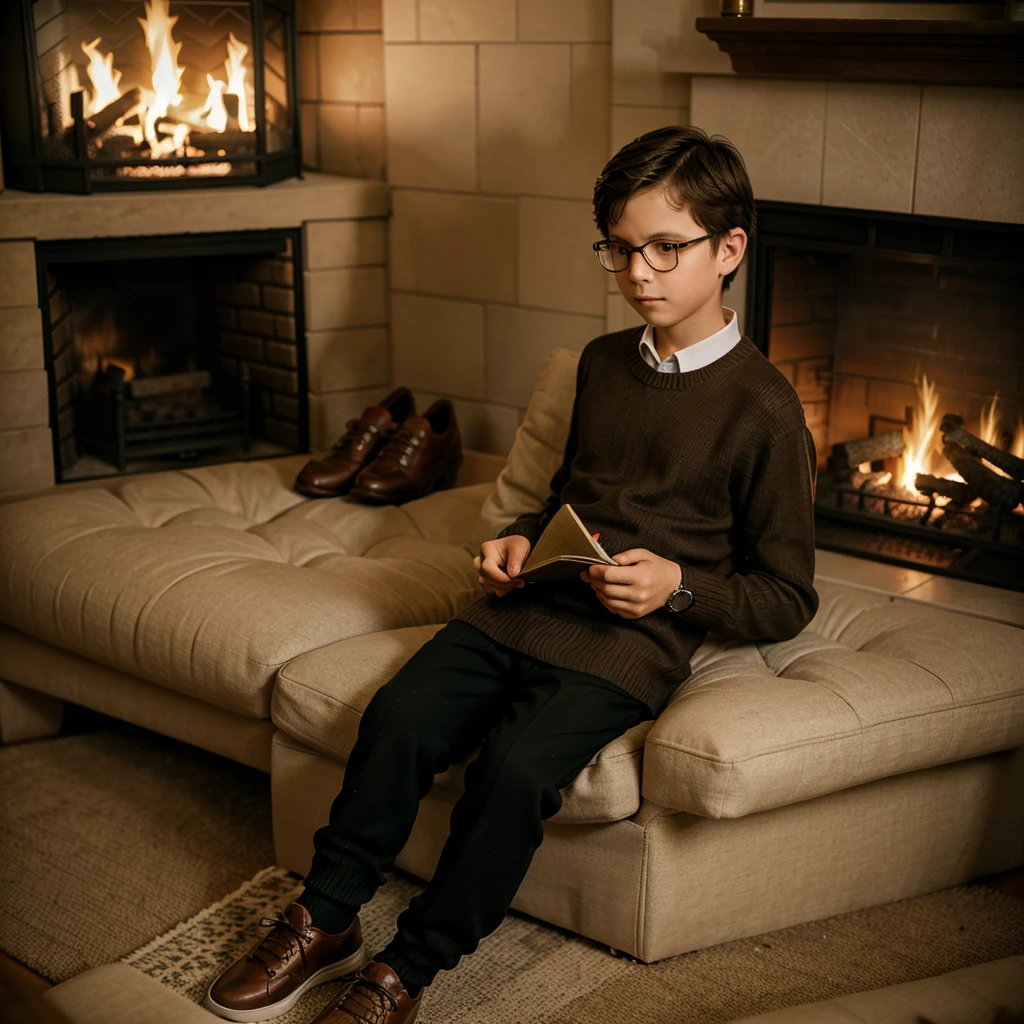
0, 243, 53, 493
381, 0, 619, 455
299, 0, 386, 180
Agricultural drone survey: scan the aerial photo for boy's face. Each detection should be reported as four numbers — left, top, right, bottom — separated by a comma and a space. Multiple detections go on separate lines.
606, 186, 746, 339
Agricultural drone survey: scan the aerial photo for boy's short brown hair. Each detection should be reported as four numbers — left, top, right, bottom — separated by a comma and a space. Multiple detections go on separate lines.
593, 126, 755, 290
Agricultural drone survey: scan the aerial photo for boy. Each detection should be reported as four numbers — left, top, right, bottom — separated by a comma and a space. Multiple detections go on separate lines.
204, 126, 818, 1024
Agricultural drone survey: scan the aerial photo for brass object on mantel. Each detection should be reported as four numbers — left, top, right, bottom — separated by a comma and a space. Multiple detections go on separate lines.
693, 18, 1024, 86
720, 0, 753, 17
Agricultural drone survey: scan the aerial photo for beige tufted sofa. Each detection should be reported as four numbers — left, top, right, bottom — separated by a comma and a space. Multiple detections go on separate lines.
1, 349, 1023, 965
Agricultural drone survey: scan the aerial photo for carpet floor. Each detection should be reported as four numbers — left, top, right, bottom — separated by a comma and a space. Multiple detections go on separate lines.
126, 865, 1024, 1024
0, 722, 275, 983
3, 723, 1024, 1023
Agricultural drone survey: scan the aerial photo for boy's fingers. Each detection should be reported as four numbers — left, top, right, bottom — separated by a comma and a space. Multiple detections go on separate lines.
481, 556, 511, 584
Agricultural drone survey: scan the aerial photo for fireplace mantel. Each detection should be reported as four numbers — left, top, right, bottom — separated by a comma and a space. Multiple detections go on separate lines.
693, 18, 1024, 87
0, 173, 388, 242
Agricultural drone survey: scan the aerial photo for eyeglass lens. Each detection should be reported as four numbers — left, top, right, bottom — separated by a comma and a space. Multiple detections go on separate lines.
596, 241, 681, 273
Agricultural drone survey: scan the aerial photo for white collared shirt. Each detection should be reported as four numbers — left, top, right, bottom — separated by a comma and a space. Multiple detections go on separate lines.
638, 307, 741, 373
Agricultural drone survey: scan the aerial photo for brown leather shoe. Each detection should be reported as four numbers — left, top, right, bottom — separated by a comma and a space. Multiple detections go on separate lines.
295, 388, 416, 498
203, 903, 366, 1022
348, 399, 462, 505
312, 962, 423, 1024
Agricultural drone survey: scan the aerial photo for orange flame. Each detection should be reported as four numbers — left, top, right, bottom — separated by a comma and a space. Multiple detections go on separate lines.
225, 33, 252, 133
898, 375, 940, 492
80, 38, 122, 115
138, 0, 185, 157
202, 75, 229, 132
978, 394, 1000, 448
1012, 417, 1024, 460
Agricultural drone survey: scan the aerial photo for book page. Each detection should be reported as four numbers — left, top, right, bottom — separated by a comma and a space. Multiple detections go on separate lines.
520, 504, 615, 581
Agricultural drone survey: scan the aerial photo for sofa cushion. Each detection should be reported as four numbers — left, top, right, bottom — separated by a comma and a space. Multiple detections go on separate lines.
643, 579, 1024, 818
272, 625, 650, 824
473, 348, 579, 548
0, 456, 489, 718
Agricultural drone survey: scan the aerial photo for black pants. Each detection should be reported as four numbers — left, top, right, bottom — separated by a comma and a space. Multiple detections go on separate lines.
302, 619, 652, 989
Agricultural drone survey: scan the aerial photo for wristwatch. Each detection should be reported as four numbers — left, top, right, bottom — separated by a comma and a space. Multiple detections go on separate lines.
665, 568, 695, 614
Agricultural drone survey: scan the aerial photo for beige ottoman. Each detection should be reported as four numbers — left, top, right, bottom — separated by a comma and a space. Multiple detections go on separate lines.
268, 579, 1024, 963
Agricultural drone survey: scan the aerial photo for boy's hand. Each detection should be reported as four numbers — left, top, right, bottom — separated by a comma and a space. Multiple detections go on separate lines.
476, 536, 532, 597
581, 549, 681, 619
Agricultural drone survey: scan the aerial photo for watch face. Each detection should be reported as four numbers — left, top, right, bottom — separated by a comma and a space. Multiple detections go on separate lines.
668, 588, 694, 613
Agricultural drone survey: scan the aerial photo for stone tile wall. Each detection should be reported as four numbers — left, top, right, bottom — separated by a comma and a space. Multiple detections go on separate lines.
688, 79, 1024, 226
299, 0, 387, 180
0, 243, 53, 493
382, 0, 616, 454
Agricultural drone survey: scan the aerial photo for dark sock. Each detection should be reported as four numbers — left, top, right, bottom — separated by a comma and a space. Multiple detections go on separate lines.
403, 983, 422, 1000
297, 886, 357, 935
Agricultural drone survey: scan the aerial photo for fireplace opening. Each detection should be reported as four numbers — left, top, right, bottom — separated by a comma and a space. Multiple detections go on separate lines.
747, 203, 1024, 591
1, 0, 299, 193
39, 228, 308, 482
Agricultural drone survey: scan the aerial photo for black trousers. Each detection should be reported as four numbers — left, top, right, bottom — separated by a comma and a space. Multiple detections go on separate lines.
302, 619, 652, 989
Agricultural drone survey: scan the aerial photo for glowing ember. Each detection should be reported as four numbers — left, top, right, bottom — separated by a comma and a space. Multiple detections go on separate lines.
898, 375, 940, 492
225, 33, 252, 133
202, 75, 229, 132
81, 38, 122, 115
138, 0, 186, 157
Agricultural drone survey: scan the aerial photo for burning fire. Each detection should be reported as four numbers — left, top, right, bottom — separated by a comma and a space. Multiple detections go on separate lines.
978, 394, 1000, 448
1013, 417, 1024, 460
225, 33, 252, 133
63, 1, 254, 169
897, 374, 941, 492
202, 76, 229, 133
81, 38, 122, 115
138, 0, 185, 157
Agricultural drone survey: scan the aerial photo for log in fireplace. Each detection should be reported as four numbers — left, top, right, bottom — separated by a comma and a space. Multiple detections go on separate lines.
0, 0, 300, 193
747, 203, 1024, 591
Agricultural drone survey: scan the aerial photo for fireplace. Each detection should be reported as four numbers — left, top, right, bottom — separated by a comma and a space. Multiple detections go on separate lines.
747, 203, 1024, 591
0, 0, 300, 193
39, 228, 308, 481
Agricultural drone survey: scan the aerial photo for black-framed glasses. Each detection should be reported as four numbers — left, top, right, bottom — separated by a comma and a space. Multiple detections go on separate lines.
593, 234, 716, 273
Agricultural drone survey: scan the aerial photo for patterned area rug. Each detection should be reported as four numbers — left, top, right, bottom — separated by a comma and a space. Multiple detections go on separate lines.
125, 866, 1024, 1024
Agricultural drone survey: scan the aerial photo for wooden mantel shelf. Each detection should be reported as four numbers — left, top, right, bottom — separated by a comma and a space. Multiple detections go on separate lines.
693, 19, 1024, 86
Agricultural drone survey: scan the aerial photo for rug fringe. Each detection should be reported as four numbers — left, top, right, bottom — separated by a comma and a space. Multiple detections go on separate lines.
123, 865, 296, 965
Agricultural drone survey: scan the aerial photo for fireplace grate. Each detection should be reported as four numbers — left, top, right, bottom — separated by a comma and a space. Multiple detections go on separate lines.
816, 481, 1024, 590
77, 364, 251, 472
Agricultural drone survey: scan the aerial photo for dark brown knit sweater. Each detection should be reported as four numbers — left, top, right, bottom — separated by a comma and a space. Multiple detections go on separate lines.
455, 327, 819, 713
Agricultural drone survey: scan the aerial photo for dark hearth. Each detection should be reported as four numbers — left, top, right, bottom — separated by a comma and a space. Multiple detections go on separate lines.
39, 228, 307, 482
0, 0, 300, 193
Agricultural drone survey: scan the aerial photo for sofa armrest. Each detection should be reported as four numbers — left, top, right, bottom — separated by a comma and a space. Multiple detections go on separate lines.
455, 449, 507, 488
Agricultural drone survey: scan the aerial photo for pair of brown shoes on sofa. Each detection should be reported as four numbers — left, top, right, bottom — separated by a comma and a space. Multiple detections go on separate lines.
295, 387, 462, 506
203, 902, 421, 1022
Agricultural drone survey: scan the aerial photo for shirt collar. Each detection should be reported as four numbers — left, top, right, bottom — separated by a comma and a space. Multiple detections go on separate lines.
638, 308, 741, 374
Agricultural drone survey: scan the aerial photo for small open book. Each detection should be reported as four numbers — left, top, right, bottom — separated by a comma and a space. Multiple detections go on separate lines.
517, 504, 616, 583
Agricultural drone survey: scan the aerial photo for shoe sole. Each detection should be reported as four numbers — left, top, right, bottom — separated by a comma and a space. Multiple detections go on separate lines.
202, 944, 368, 1023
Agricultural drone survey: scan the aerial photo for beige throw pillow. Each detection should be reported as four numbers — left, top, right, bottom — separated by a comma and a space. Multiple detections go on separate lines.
471, 348, 581, 550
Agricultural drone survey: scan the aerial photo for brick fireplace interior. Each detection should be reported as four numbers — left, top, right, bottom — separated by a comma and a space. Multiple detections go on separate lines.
39, 228, 307, 482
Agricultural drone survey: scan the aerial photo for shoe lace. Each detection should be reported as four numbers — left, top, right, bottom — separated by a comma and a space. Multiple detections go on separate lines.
246, 912, 314, 978
336, 977, 399, 1023
376, 426, 424, 469
335, 419, 384, 455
